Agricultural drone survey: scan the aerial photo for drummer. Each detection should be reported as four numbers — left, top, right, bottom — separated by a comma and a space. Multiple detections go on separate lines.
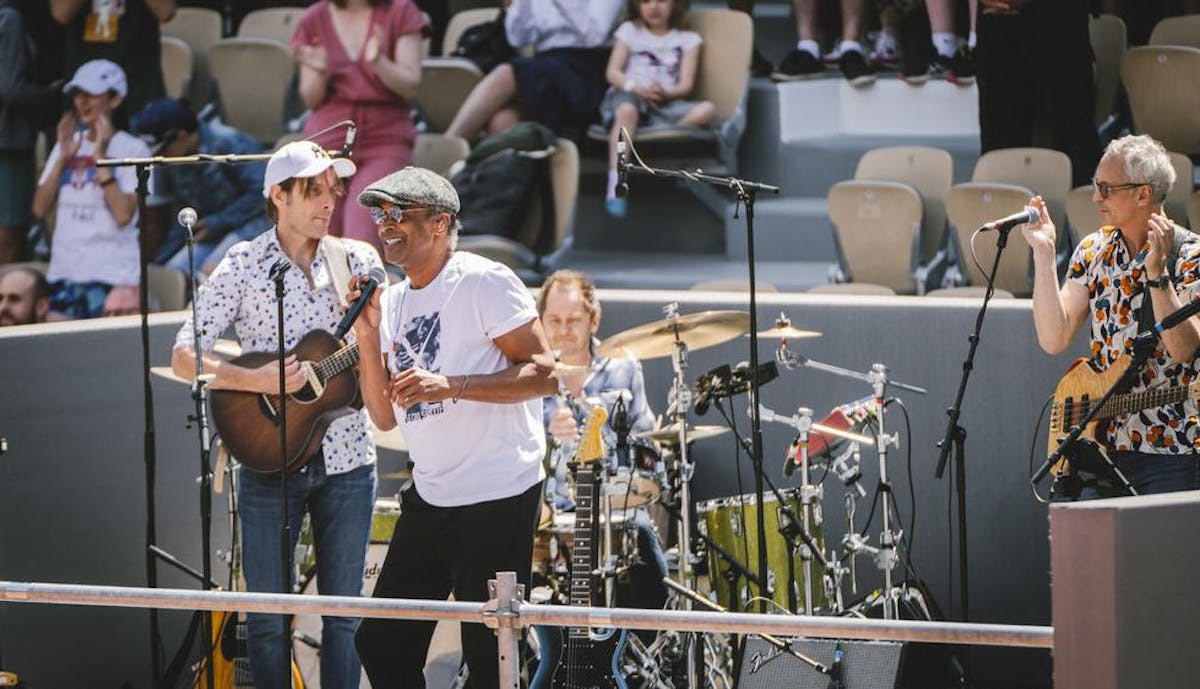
537, 269, 669, 612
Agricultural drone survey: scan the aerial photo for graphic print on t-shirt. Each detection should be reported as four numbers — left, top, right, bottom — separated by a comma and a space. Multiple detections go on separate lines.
392, 311, 445, 422
633, 46, 684, 86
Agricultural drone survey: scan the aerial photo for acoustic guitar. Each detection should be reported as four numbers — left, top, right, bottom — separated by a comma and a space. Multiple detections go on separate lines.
1047, 356, 1200, 476
532, 406, 630, 689
210, 329, 363, 474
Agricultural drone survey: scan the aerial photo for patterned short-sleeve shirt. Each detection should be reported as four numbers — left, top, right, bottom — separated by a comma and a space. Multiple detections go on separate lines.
1066, 225, 1200, 454
174, 229, 383, 474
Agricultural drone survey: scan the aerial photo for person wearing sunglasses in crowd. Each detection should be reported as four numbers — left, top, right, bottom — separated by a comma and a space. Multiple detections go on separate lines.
1021, 133, 1200, 500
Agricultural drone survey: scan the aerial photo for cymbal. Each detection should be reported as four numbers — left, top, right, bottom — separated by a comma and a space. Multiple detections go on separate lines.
531, 353, 591, 377
635, 423, 730, 445
754, 324, 821, 340
597, 310, 750, 360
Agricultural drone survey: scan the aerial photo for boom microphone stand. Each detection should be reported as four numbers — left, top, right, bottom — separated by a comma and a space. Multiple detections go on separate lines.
270, 258, 293, 682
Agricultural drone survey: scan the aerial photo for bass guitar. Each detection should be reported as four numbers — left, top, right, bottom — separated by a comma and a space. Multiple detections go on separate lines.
532, 406, 629, 689
1047, 356, 1200, 476
210, 329, 362, 474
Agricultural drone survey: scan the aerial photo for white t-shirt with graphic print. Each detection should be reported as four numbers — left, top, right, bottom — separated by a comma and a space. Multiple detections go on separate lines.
42, 131, 149, 286
615, 21, 703, 91
378, 251, 545, 507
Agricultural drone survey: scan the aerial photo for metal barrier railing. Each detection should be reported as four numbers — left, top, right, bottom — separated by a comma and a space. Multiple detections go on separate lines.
0, 575, 1053, 687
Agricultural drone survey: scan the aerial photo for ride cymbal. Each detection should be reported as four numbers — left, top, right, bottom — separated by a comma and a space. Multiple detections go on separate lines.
597, 310, 750, 360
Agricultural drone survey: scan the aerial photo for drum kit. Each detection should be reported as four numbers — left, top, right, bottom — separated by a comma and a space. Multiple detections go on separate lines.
153, 304, 932, 688
538, 304, 933, 688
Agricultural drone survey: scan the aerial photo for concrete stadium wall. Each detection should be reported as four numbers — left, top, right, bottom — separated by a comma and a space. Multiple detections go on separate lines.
0, 292, 1085, 687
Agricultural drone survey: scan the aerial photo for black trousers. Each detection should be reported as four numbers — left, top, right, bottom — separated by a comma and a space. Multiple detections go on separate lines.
976, 0, 1102, 187
356, 480, 542, 688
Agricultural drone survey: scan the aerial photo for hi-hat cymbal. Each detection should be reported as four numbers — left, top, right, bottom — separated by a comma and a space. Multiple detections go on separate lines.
597, 310, 750, 360
754, 324, 822, 340
635, 423, 730, 445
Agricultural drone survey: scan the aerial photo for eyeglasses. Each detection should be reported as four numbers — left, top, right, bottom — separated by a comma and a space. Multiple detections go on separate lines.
368, 205, 432, 225
1092, 179, 1148, 200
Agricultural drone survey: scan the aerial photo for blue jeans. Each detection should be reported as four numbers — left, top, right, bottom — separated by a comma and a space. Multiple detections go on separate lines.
238, 459, 376, 689
1062, 451, 1200, 500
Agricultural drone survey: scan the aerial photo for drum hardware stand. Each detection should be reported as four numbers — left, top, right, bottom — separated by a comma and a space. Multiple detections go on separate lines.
776, 345, 926, 620
754, 403, 855, 617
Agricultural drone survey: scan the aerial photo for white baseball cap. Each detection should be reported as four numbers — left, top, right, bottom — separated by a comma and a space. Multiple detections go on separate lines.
63, 59, 128, 98
262, 140, 357, 197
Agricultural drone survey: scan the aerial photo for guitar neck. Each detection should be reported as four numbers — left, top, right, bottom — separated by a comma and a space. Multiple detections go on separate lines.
316, 342, 360, 381
1101, 384, 1190, 419
569, 463, 596, 638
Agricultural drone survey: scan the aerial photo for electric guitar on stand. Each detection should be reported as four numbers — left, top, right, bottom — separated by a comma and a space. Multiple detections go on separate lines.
1047, 356, 1200, 476
532, 406, 629, 689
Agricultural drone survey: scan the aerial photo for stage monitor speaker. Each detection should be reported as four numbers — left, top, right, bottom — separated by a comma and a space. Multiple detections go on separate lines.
737, 637, 904, 689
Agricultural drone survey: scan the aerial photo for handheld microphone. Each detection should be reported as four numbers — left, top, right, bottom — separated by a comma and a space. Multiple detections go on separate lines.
615, 135, 629, 200
333, 266, 386, 339
178, 207, 198, 232
340, 122, 357, 160
980, 206, 1039, 232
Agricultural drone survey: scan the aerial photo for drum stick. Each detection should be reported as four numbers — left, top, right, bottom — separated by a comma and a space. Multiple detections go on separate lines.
660, 576, 830, 675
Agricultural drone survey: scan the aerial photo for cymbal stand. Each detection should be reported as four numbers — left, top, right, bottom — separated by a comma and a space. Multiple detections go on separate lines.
662, 302, 701, 689
776, 346, 926, 620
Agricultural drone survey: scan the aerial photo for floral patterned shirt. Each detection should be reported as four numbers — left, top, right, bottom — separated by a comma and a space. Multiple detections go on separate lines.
1067, 226, 1200, 454
174, 229, 384, 474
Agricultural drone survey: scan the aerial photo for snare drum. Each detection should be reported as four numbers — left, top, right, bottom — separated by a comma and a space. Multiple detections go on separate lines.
695, 488, 826, 612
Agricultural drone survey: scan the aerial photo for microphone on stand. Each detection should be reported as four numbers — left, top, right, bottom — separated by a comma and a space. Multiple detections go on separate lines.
333, 266, 386, 339
178, 207, 198, 234
980, 206, 1039, 232
612, 392, 631, 469
340, 122, 358, 160
615, 133, 629, 200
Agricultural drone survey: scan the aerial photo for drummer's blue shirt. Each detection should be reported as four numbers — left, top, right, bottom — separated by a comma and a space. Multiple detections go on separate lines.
541, 345, 657, 508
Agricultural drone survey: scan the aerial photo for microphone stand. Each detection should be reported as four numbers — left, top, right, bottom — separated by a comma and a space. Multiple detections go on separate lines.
184, 211, 217, 689
933, 222, 1012, 679
91, 157, 161, 687
269, 259, 294, 682
617, 130, 780, 628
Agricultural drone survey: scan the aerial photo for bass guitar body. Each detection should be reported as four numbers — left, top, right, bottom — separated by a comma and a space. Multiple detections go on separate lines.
211, 329, 361, 474
1047, 357, 1128, 476
532, 625, 629, 689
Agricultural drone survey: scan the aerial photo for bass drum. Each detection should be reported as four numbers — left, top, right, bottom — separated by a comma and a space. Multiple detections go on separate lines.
293, 498, 464, 688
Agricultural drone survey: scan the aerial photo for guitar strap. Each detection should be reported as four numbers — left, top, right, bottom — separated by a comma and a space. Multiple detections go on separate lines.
320, 235, 354, 308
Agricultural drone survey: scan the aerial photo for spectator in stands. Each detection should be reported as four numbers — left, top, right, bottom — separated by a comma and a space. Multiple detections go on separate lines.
445, 0, 626, 142
976, 0, 1100, 188
771, 0, 875, 86
601, 0, 715, 218
132, 98, 272, 275
0, 0, 60, 264
724, 0, 774, 76
0, 264, 49, 326
897, 0, 976, 85
51, 0, 176, 119
30, 59, 149, 319
292, 0, 427, 251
